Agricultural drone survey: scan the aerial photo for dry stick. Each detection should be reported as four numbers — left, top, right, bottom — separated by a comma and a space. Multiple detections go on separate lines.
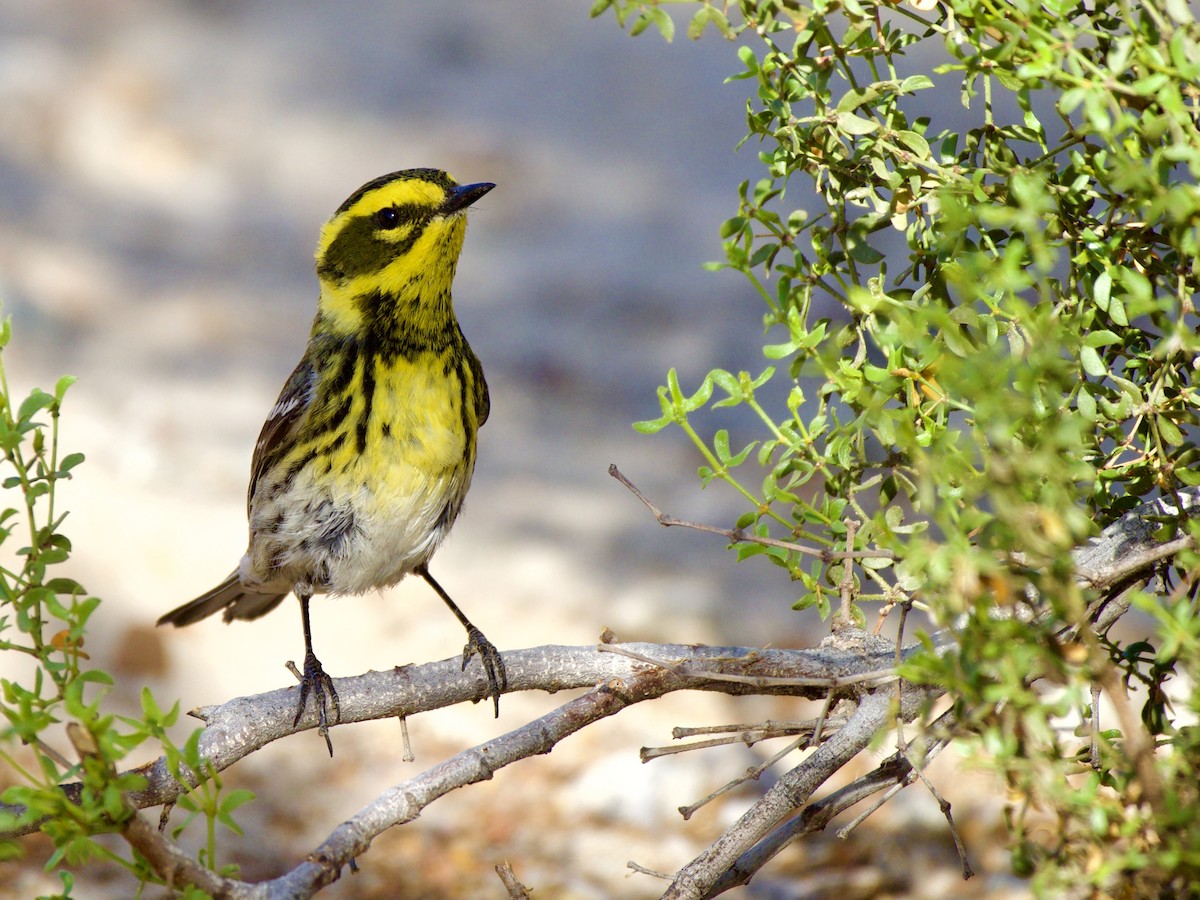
846, 700, 957, 839
643, 735, 756, 761
398, 716, 415, 763
708, 722, 956, 898
835, 779, 911, 839
673, 720, 814, 739
644, 717, 848, 760
889, 599, 973, 879
837, 729, 957, 843
628, 860, 672, 880
677, 734, 808, 821
495, 861, 533, 899
663, 689, 896, 900
809, 689, 838, 747
607, 464, 895, 563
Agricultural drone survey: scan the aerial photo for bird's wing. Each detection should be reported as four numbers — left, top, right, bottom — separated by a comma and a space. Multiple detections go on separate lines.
467, 345, 490, 428
247, 352, 318, 512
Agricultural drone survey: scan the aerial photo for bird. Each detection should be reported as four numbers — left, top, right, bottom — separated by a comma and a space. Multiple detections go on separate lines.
157, 168, 504, 755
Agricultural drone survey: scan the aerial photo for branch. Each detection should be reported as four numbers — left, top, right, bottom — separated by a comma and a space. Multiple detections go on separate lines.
663, 688, 897, 899
703, 714, 956, 896
0, 641, 900, 839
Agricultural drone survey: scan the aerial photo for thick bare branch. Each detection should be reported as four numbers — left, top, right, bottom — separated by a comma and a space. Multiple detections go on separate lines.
0, 640, 899, 840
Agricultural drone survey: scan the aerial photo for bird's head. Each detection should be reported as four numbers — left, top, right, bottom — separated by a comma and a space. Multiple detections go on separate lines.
313, 169, 494, 334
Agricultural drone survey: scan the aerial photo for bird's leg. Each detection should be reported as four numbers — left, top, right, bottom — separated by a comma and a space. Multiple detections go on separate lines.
293, 585, 341, 756
416, 565, 507, 717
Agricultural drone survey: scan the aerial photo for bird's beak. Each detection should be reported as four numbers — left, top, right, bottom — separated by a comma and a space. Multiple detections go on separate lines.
443, 182, 496, 214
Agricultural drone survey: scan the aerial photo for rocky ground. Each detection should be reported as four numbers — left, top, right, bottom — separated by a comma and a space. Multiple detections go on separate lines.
0, 2, 1032, 897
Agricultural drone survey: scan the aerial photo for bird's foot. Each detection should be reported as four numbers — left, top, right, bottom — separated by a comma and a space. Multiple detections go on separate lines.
293, 649, 341, 756
461, 625, 508, 717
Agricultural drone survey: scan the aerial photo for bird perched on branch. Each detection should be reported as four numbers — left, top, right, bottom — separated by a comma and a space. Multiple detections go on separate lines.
158, 168, 505, 754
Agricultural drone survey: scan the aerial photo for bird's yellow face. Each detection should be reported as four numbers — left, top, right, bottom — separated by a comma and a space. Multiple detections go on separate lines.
313, 169, 493, 336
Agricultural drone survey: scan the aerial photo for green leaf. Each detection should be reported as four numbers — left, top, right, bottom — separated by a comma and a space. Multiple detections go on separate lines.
836, 111, 880, 135
17, 390, 54, 425
1083, 330, 1122, 348
58, 452, 86, 475
1079, 345, 1107, 377
633, 415, 672, 434
53, 375, 77, 404
1157, 416, 1184, 447
217, 789, 256, 835
836, 86, 882, 113
847, 237, 884, 264
899, 75, 935, 93
895, 130, 931, 157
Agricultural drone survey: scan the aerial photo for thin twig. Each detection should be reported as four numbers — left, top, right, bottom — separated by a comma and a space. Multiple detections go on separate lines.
608, 465, 895, 562
704, 725, 956, 897
809, 692, 837, 746
398, 715, 415, 763
837, 518, 859, 627
891, 594, 974, 882
836, 778, 910, 839
28, 736, 73, 771
678, 735, 807, 821
664, 689, 898, 899
672, 720, 814, 740
644, 716, 849, 761
495, 861, 533, 899
628, 860, 672, 880
643, 735, 755, 760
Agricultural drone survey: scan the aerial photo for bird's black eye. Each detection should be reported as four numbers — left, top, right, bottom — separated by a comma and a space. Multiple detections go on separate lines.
375, 207, 400, 229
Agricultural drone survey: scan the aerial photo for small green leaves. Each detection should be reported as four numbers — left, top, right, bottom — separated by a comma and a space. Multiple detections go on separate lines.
603, 3, 1200, 893
630, 6, 674, 40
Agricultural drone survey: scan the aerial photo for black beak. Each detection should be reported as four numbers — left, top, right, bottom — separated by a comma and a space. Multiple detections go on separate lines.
443, 182, 495, 214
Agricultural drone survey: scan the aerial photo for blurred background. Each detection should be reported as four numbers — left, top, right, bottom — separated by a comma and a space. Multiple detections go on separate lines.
0, 2, 1026, 897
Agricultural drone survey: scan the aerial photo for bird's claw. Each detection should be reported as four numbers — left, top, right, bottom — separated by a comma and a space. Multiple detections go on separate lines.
461, 625, 507, 717
294, 649, 341, 756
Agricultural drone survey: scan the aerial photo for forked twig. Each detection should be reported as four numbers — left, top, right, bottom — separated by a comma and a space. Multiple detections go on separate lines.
608, 464, 895, 562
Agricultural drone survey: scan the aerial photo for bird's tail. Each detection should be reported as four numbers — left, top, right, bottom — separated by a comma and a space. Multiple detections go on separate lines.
157, 572, 289, 627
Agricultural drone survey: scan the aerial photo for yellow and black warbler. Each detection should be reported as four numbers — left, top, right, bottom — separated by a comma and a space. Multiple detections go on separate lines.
158, 168, 504, 754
